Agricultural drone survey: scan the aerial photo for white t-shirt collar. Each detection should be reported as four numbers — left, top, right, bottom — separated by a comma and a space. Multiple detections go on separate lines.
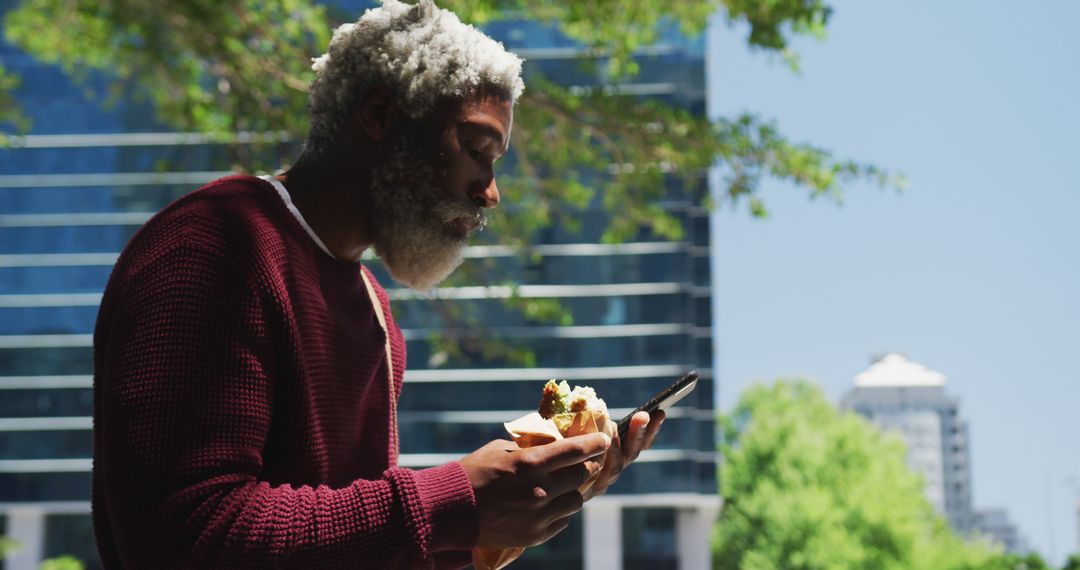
259, 174, 339, 260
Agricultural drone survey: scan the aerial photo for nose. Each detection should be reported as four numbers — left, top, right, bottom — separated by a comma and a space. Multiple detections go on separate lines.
470, 175, 500, 209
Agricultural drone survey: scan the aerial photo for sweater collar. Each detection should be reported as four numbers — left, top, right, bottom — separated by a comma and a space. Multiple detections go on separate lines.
258, 174, 348, 262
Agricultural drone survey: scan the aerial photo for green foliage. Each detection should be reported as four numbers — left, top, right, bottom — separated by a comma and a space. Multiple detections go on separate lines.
6, 0, 328, 130
0, 0, 902, 365
714, 380, 1011, 570
442, 0, 831, 76
39, 556, 85, 570
1063, 554, 1080, 570
3, 0, 327, 162
0, 64, 30, 145
1, 0, 899, 223
0, 537, 85, 569
970, 552, 1055, 570
0, 535, 20, 559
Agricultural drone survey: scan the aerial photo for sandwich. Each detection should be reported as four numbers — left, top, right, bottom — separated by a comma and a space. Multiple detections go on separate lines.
472, 379, 614, 570
501, 379, 614, 447
537, 379, 611, 438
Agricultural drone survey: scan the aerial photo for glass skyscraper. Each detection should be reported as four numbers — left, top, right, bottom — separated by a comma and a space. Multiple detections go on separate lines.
0, 2, 718, 568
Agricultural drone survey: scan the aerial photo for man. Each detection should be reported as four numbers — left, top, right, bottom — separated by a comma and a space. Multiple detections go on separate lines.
92, 1, 662, 567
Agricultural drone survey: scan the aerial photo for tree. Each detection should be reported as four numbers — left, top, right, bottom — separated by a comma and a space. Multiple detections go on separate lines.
0, 0, 901, 363
0, 539, 86, 570
2, 0, 896, 218
38, 556, 86, 570
714, 380, 1008, 570
980, 553, 1056, 570
0, 536, 18, 559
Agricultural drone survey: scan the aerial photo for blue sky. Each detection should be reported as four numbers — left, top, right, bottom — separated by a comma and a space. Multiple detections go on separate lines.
706, 1, 1079, 563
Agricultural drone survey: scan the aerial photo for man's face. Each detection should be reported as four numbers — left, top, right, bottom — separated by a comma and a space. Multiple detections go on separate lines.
365, 94, 512, 290
436, 94, 511, 228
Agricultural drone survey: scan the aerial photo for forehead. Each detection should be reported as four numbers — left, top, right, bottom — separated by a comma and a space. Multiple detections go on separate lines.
454, 95, 513, 144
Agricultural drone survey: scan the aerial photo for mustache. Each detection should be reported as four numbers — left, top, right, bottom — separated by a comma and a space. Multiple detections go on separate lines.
434, 196, 488, 230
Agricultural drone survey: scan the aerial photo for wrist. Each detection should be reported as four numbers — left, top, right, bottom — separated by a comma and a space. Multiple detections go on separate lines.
411, 461, 479, 551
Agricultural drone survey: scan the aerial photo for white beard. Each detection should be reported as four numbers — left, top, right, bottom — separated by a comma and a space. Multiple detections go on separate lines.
365, 137, 485, 291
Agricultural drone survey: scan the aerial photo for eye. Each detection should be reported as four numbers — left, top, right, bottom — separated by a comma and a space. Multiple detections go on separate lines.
468, 146, 489, 163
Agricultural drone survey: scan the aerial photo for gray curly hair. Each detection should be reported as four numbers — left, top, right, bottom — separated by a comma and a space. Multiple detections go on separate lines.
305, 0, 525, 158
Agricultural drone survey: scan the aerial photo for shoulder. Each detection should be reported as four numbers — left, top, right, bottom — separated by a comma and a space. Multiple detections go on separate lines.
152, 173, 280, 236
113, 175, 290, 280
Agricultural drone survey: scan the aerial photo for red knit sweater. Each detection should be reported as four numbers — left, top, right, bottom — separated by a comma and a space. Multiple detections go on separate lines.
92, 175, 477, 568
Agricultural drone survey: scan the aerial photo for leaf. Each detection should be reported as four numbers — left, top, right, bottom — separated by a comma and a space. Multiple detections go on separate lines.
1, 0, 903, 363
39, 556, 85, 570
715, 380, 1017, 569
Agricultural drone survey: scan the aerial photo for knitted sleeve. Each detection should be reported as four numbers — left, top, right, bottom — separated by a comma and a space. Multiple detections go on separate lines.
94, 237, 476, 569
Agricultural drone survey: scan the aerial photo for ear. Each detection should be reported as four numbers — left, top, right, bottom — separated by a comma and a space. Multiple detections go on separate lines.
355, 87, 398, 141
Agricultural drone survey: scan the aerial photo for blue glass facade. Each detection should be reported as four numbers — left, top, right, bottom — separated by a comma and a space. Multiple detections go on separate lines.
0, 2, 716, 567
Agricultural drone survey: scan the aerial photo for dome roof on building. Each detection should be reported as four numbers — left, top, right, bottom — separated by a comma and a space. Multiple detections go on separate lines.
855, 353, 946, 387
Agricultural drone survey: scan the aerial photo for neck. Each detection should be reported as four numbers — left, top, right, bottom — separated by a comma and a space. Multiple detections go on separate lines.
279, 152, 375, 262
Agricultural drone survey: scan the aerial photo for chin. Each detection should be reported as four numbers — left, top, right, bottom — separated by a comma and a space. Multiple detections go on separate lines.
376, 240, 467, 292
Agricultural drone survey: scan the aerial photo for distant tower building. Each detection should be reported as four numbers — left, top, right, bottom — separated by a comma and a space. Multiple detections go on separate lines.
1071, 496, 1080, 557
841, 353, 974, 534
972, 508, 1029, 554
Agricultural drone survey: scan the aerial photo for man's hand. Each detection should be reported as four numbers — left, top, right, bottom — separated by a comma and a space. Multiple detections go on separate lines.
582, 410, 665, 501
460, 432, 610, 549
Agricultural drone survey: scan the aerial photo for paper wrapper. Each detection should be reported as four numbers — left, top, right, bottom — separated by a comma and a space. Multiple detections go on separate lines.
472, 410, 615, 570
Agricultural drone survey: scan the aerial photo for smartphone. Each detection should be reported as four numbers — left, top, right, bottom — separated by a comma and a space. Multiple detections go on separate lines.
616, 371, 698, 441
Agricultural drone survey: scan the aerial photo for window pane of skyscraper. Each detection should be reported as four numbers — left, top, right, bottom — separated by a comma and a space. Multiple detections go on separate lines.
0, 2, 720, 567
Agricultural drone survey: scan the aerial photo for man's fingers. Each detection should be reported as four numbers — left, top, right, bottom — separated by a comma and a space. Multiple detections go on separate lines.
541, 462, 596, 498
648, 409, 665, 430
621, 411, 650, 460
640, 410, 665, 453
589, 444, 622, 499
540, 490, 585, 523
624, 411, 650, 450
535, 515, 574, 546
522, 432, 610, 474
604, 438, 623, 478
623, 410, 665, 462
489, 439, 519, 452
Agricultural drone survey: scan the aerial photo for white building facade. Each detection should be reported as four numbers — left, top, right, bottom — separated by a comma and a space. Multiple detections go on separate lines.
973, 508, 1029, 555
841, 354, 974, 534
